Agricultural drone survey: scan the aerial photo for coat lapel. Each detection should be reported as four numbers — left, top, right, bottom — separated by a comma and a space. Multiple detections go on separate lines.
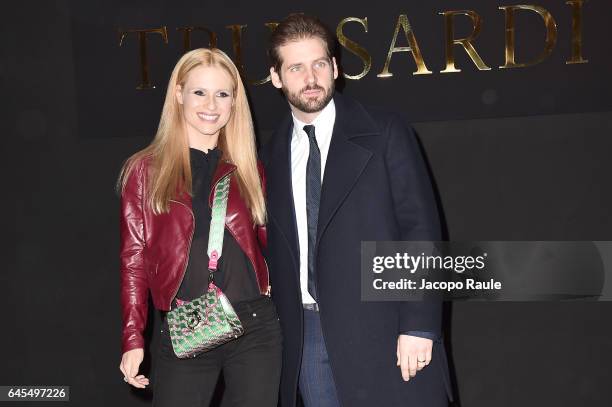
265, 94, 381, 271
316, 94, 379, 246
265, 114, 301, 268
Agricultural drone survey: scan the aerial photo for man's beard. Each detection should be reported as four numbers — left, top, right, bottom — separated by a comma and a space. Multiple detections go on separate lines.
282, 81, 335, 114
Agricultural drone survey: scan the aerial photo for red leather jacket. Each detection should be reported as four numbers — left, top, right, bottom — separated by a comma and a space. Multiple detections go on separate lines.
119, 157, 269, 353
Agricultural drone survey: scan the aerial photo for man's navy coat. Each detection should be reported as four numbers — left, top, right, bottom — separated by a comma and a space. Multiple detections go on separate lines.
259, 93, 453, 407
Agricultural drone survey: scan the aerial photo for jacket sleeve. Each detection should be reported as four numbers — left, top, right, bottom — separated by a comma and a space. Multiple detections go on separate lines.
119, 161, 149, 354
256, 160, 268, 250
384, 114, 443, 337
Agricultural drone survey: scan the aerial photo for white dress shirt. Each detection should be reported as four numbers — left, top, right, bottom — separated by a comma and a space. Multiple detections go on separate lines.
290, 100, 336, 304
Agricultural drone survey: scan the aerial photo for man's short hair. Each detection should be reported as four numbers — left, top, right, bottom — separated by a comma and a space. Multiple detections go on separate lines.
268, 13, 336, 76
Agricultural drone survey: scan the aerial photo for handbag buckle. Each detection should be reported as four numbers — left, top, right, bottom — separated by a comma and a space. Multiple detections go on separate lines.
186, 310, 202, 330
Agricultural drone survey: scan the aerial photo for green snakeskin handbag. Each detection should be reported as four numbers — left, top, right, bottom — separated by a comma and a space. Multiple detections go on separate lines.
166, 174, 244, 359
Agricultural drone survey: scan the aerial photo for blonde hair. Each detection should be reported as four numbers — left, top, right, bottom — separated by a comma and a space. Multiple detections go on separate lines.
118, 48, 266, 225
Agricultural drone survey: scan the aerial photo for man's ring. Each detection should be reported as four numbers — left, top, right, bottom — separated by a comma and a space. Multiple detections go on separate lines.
123, 377, 128, 382
417, 359, 426, 363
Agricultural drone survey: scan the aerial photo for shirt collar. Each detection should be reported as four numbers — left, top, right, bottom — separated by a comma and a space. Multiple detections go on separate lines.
189, 147, 220, 169
291, 98, 336, 138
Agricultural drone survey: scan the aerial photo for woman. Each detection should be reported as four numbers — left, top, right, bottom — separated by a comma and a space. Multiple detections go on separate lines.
117, 48, 281, 407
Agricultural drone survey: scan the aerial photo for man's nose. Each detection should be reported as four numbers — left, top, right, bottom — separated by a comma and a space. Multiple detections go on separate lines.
305, 67, 316, 85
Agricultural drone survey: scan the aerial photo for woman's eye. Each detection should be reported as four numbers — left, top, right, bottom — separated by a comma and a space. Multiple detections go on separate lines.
194, 90, 205, 96
218, 91, 231, 98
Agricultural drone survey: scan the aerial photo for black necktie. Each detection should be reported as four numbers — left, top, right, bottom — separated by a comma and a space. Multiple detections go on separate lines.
304, 124, 321, 302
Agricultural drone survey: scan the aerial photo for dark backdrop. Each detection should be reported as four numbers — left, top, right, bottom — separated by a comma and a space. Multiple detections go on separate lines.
2, 1, 612, 406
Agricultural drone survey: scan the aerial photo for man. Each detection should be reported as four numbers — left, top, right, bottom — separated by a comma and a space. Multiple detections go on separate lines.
259, 13, 453, 407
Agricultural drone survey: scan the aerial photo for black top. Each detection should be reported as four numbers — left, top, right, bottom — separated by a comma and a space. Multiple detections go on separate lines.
175, 148, 261, 304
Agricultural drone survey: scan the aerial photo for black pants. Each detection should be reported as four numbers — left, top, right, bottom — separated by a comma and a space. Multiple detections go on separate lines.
153, 296, 282, 407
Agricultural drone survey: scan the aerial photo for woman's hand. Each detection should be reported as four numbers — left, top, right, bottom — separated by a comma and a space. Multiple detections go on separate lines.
119, 348, 149, 388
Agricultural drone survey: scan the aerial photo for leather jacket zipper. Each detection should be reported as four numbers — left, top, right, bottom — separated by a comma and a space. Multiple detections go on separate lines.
262, 256, 272, 296
224, 223, 271, 296
168, 199, 195, 308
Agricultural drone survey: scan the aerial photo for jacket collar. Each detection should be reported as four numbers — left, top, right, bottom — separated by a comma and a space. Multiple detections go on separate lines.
170, 155, 237, 208
208, 159, 237, 207
331, 92, 381, 139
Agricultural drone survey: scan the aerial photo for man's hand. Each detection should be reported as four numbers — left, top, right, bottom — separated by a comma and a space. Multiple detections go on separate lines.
396, 335, 433, 381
